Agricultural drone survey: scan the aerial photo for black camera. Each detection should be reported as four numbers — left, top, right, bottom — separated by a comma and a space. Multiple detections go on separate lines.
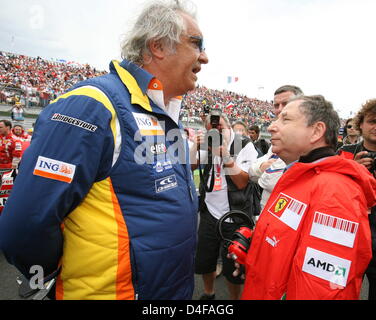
361, 152, 376, 172
200, 109, 223, 150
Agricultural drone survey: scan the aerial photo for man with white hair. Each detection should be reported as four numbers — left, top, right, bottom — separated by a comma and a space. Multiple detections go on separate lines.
0, 0, 208, 300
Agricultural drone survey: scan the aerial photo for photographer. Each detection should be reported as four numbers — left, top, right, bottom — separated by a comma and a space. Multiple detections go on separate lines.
337, 98, 376, 300
190, 109, 259, 300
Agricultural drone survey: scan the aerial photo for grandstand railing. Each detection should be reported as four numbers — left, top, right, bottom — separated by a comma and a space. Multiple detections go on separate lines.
0, 84, 49, 108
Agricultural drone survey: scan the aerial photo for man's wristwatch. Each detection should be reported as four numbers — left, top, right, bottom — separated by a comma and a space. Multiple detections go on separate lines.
222, 155, 234, 167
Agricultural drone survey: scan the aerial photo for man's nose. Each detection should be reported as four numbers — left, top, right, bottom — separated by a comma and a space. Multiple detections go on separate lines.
199, 51, 209, 64
268, 122, 277, 133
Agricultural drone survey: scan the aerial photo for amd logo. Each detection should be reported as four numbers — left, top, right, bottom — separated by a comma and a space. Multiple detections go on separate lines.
307, 258, 347, 277
302, 248, 351, 287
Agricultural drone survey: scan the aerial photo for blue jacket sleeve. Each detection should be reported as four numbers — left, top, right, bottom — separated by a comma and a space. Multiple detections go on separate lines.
0, 90, 115, 280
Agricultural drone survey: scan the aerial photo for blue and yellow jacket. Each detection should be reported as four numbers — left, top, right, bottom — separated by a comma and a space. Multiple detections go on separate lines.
0, 60, 198, 300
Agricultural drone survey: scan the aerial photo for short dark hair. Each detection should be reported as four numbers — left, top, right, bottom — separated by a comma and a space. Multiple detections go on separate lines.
248, 125, 260, 134
354, 99, 376, 132
290, 95, 340, 150
274, 85, 303, 97
0, 120, 12, 129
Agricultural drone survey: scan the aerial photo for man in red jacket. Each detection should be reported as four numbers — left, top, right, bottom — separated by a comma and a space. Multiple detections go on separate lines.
11, 124, 31, 157
241, 95, 376, 300
0, 120, 22, 170
0, 120, 22, 213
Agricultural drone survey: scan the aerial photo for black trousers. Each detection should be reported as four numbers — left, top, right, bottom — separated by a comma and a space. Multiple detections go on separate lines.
194, 206, 244, 285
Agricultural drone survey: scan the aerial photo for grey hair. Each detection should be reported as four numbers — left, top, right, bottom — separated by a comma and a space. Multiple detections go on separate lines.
120, 0, 197, 65
290, 95, 340, 149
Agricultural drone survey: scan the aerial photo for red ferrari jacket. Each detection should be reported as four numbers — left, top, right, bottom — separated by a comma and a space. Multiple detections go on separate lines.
242, 155, 376, 300
0, 133, 22, 169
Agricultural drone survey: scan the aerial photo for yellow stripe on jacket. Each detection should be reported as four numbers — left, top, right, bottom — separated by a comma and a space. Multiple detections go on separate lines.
56, 178, 134, 300
50, 85, 118, 148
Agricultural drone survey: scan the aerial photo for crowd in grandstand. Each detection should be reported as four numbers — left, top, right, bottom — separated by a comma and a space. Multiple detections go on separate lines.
0, 51, 106, 108
181, 86, 274, 131
0, 52, 275, 130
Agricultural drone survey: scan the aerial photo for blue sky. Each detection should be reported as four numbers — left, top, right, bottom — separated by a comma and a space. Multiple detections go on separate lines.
1, 0, 375, 118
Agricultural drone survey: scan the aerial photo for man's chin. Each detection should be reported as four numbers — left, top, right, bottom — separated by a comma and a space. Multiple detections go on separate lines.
271, 146, 279, 155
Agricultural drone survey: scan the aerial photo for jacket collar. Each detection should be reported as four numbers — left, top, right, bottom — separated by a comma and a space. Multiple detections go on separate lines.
110, 59, 183, 123
299, 147, 335, 163
110, 59, 154, 112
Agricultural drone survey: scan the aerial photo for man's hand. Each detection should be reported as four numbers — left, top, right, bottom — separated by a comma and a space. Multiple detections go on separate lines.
259, 158, 277, 173
354, 151, 374, 171
227, 253, 245, 279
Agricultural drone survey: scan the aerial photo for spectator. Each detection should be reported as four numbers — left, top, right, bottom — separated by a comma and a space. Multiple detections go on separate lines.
342, 118, 362, 146
0, 0, 208, 300
11, 124, 31, 142
249, 125, 270, 156
11, 124, 31, 157
249, 85, 303, 210
0, 120, 22, 170
232, 120, 249, 137
190, 110, 259, 300
11, 102, 24, 121
337, 99, 376, 300
242, 95, 376, 300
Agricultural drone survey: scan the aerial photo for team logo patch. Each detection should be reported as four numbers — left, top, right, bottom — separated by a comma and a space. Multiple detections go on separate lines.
268, 193, 307, 230
310, 212, 358, 248
155, 175, 178, 193
33, 156, 76, 184
265, 235, 280, 248
133, 113, 164, 136
51, 113, 98, 132
302, 247, 351, 288
149, 142, 167, 155
153, 160, 173, 173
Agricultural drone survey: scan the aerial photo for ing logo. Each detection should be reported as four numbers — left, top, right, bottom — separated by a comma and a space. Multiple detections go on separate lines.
33, 156, 76, 184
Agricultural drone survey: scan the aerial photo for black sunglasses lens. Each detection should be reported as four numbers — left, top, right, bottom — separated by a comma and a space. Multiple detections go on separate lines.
190, 36, 204, 52
199, 40, 203, 52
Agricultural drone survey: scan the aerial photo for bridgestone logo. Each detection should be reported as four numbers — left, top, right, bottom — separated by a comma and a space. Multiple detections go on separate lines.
51, 113, 98, 132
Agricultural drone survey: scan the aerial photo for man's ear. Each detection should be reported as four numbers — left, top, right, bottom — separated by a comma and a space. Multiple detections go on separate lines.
311, 121, 326, 144
148, 38, 165, 60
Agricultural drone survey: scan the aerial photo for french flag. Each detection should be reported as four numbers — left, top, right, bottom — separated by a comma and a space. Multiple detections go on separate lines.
226, 102, 234, 110
227, 76, 239, 84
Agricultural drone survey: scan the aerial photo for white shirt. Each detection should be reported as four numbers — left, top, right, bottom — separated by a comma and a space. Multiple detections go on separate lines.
248, 146, 286, 210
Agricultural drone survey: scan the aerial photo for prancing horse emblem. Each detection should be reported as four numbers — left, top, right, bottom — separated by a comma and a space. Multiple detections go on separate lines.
275, 198, 288, 213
